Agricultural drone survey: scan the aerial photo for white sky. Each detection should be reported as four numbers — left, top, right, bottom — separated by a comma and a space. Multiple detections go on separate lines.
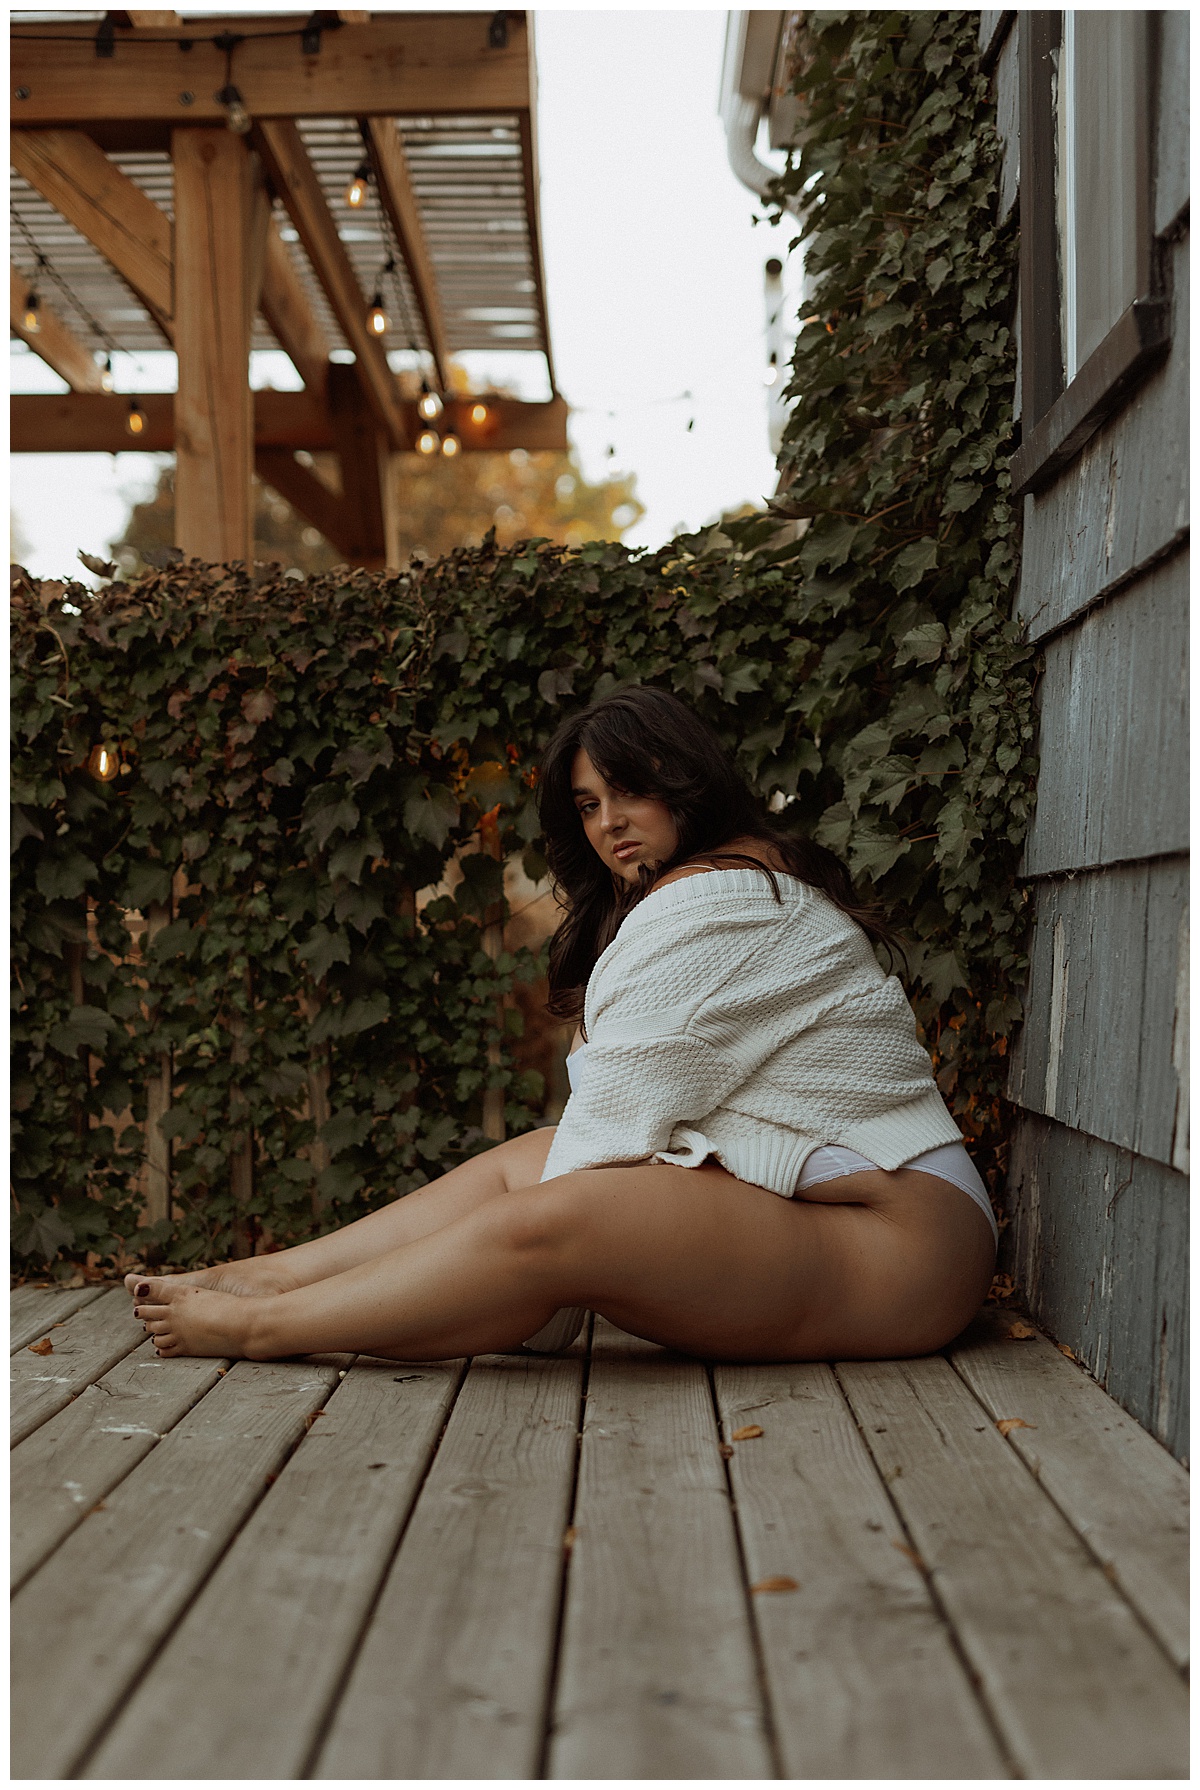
9, 6, 802, 577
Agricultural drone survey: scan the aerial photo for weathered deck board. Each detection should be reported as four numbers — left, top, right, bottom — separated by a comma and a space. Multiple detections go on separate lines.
10, 1282, 106, 1351
8, 1288, 1191, 1781
11, 1355, 343, 1780
10, 1339, 227, 1591
713, 1361, 1009, 1778
547, 1321, 772, 1780
837, 1356, 1189, 1780
86, 1355, 463, 1780
10, 1285, 145, 1446
317, 1346, 584, 1780
949, 1309, 1190, 1671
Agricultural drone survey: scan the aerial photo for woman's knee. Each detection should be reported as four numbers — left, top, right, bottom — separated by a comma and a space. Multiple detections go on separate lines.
491, 1126, 555, 1195
485, 1176, 587, 1262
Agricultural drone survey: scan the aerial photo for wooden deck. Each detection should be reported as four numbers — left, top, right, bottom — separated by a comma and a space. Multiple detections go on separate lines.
10, 1284, 1189, 1779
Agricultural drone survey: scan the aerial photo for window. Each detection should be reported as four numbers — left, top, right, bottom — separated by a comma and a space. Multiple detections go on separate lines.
1012, 12, 1169, 496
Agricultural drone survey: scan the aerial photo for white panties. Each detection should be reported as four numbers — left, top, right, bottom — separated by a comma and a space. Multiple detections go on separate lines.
797, 1142, 998, 1244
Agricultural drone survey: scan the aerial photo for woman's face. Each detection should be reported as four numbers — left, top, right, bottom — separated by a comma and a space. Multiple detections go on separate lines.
571, 748, 680, 884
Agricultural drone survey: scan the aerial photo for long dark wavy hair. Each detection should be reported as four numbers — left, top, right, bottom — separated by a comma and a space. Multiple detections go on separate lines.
537, 685, 898, 1021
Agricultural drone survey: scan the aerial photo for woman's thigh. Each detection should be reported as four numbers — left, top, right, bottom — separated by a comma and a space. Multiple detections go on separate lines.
528, 1160, 994, 1362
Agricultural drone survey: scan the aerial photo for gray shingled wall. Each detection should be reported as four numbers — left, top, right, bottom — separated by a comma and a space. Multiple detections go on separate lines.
984, 11, 1189, 1461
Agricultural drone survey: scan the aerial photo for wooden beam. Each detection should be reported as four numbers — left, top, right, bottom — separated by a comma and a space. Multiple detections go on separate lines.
10, 129, 173, 340
518, 30, 557, 396
10, 264, 106, 391
255, 449, 352, 557
259, 218, 331, 403
325, 360, 398, 569
10, 392, 571, 455
11, 15, 532, 127
172, 128, 255, 562
255, 120, 407, 450
363, 118, 449, 390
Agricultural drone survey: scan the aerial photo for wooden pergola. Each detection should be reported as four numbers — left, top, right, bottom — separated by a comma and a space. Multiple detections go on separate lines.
10, 10, 567, 568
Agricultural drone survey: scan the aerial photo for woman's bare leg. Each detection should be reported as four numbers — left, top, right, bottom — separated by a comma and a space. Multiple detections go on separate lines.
132, 1159, 995, 1364
124, 1129, 554, 1300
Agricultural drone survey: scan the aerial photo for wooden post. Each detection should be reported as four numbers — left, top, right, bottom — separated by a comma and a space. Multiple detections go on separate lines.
479, 812, 506, 1143
142, 900, 173, 1229
327, 362, 400, 569
171, 127, 260, 563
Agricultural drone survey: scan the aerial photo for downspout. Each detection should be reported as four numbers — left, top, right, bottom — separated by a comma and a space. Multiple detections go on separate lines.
720, 10, 807, 217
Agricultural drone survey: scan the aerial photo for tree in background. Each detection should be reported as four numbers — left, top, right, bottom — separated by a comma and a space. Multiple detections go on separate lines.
109, 447, 643, 574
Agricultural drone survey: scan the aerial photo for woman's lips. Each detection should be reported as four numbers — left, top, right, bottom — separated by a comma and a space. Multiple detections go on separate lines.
612, 841, 641, 861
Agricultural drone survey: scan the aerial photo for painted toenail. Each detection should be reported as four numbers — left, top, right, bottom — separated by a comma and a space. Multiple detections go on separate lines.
135, 1282, 150, 1298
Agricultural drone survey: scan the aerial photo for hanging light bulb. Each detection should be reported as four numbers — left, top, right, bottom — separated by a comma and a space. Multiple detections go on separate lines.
22, 290, 40, 334
416, 429, 439, 455
417, 381, 443, 421
470, 401, 489, 425
126, 399, 148, 437
100, 354, 114, 392
367, 292, 389, 336
764, 353, 779, 388
345, 161, 371, 208
441, 431, 461, 458
216, 83, 251, 134
86, 743, 120, 783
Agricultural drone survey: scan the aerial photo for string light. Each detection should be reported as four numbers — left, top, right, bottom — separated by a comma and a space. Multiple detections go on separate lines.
417, 381, 443, 421
126, 399, 148, 436
345, 161, 371, 208
12, 208, 120, 375
21, 289, 40, 333
470, 401, 489, 425
441, 431, 461, 458
216, 82, 251, 134
86, 743, 120, 782
100, 355, 114, 392
367, 291, 389, 336
416, 429, 439, 455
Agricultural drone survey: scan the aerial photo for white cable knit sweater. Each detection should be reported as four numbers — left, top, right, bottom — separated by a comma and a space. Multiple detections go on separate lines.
540, 866, 962, 1194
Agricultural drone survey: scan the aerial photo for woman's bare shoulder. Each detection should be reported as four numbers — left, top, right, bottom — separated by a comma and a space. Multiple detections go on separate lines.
654, 837, 787, 891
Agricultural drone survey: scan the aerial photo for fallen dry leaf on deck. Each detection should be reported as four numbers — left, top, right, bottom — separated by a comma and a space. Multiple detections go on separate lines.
1006, 1320, 1037, 1339
891, 1541, 924, 1570
563, 1526, 578, 1553
1057, 1343, 1078, 1362
731, 1424, 764, 1441
751, 1575, 799, 1595
996, 1418, 1035, 1436
27, 1338, 54, 1355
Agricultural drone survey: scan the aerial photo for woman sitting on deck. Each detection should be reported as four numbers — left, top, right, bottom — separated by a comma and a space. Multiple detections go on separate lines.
127, 687, 997, 1364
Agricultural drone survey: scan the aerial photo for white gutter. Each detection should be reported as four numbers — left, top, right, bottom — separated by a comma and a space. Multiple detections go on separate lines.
719, 11, 805, 215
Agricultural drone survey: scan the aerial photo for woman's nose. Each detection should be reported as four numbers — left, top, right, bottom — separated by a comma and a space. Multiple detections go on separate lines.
599, 802, 625, 833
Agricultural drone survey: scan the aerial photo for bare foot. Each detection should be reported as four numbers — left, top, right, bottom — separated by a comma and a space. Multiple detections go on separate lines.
124, 1259, 295, 1302
133, 1279, 271, 1359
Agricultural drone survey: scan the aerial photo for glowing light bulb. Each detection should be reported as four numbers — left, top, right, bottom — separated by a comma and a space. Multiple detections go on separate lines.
441, 431, 461, 458
367, 293, 388, 336
470, 402, 489, 425
216, 83, 251, 134
763, 364, 779, 387
87, 743, 120, 782
126, 400, 147, 436
416, 429, 439, 455
345, 162, 370, 208
417, 383, 443, 421
100, 355, 114, 392
22, 291, 40, 334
